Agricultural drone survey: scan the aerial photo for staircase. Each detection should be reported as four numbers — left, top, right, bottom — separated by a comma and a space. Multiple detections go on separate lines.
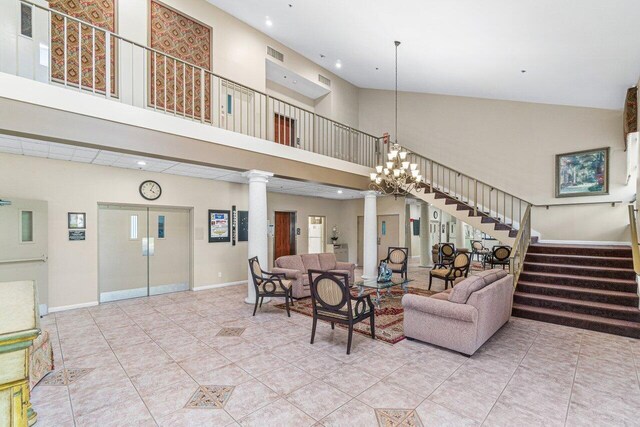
512, 243, 640, 338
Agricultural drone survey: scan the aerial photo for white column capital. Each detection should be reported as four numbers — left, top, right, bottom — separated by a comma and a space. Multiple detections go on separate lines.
360, 190, 379, 199
242, 170, 274, 183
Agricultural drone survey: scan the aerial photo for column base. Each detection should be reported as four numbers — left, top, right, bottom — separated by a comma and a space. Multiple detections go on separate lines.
244, 297, 271, 304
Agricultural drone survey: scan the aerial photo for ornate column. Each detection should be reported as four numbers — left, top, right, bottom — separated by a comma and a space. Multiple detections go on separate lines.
361, 191, 378, 279
419, 202, 432, 267
242, 170, 273, 304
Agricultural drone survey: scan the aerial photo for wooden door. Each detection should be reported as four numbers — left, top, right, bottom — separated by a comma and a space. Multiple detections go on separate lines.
274, 114, 294, 146
275, 211, 296, 260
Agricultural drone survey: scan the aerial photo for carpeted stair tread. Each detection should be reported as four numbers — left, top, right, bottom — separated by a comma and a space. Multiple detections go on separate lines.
512, 303, 640, 338
519, 271, 636, 285
522, 262, 635, 279
528, 244, 632, 257
524, 253, 634, 268
517, 281, 639, 305
514, 292, 640, 314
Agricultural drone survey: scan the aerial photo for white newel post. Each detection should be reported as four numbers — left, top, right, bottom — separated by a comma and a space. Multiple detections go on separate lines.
243, 170, 273, 304
361, 191, 378, 280
419, 202, 432, 267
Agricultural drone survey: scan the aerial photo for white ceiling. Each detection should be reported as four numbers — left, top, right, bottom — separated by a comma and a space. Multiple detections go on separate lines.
209, 0, 640, 109
0, 136, 363, 200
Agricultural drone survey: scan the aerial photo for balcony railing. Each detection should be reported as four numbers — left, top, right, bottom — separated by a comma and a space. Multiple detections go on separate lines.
9, 0, 381, 168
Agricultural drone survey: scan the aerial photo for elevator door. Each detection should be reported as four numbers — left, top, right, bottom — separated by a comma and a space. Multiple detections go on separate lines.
98, 205, 190, 303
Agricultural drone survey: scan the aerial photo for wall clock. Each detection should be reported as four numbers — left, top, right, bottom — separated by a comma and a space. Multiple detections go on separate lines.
139, 180, 162, 200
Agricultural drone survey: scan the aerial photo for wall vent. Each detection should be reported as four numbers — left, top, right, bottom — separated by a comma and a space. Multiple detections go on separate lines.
318, 74, 331, 87
267, 46, 284, 62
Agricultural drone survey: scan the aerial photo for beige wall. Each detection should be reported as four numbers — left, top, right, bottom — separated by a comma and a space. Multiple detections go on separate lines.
0, 152, 365, 309
358, 89, 635, 241
117, 0, 359, 127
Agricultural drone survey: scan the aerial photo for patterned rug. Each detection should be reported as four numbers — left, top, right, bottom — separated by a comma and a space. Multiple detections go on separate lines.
274, 287, 436, 344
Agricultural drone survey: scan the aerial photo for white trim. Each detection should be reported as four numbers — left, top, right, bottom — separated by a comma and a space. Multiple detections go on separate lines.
193, 280, 247, 291
48, 301, 99, 313
99, 282, 189, 303
537, 239, 631, 246
38, 303, 48, 316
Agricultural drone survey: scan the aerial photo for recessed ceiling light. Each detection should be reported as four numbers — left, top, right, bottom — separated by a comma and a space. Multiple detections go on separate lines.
137, 160, 146, 166
337, 190, 343, 194
265, 16, 273, 27
293, 80, 297, 84
335, 60, 342, 69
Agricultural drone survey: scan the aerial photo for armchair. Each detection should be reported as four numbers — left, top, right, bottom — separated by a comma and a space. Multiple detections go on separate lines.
248, 257, 294, 317
379, 247, 409, 280
437, 243, 456, 266
484, 245, 511, 269
471, 240, 490, 261
308, 270, 375, 354
429, 252, 471, 290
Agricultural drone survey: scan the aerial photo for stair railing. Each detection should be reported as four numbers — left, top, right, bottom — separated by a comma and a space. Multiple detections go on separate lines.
508, 205, 532, 286
627, 205, 640, 276
379, 141, 532, 230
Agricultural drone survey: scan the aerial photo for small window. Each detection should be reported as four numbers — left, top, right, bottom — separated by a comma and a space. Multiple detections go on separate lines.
21, 210, 33, 242
130, 215, 138, 239
20, 3, 33, 38
158, 215, 165, 239
227, 94, 233, 115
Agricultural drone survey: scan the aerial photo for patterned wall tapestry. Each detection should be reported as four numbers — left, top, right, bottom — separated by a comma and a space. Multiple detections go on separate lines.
49, 0, 117, 95
149, 1, 212, 121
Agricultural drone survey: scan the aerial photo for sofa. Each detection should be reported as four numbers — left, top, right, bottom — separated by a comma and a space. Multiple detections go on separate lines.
272, 253, 355, 298
402, 269, 513, 355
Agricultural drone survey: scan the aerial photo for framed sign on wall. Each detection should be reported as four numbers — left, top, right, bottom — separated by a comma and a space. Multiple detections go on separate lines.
208, 210, 230, 243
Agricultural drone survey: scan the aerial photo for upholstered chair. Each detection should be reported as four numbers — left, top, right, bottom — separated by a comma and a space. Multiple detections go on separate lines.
429, 252, 471, 290
379, 247, 409, 279
248, 257, 294, 317
437, 243, 456, 266
307, 270, 375, 354
484, 245, 512, 269
471, 240, 490, 261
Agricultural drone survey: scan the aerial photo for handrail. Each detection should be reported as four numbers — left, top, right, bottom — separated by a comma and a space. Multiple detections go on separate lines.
628, 205, 640, 275
535, 200, 623, 209
509, 205, 532, 286
0, 256, 47, 265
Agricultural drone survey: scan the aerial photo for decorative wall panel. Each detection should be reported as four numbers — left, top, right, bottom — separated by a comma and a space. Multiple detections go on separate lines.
149, 1, 211, 120
624, 87, 638, 148
49, 0, 117, 95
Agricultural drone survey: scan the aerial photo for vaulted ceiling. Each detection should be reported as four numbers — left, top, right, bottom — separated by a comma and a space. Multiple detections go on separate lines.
209, 0, 640, 110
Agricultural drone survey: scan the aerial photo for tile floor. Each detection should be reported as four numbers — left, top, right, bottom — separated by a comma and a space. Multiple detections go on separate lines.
32, 266, 640, 427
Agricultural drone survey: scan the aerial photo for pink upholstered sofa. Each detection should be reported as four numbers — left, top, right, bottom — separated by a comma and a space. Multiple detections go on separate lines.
272, 253, 355, 298
402, 269, 513, 355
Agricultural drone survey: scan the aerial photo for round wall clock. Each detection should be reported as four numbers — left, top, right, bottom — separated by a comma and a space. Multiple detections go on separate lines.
139, 180, 162, 201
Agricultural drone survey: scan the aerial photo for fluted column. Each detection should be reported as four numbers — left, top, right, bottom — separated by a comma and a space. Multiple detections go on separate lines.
361, 191, 378, 279
419, 202, 432, 267
243, 170, 273, 304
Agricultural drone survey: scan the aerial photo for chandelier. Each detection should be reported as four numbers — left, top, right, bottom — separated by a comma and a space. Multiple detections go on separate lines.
369, 41, 424, 198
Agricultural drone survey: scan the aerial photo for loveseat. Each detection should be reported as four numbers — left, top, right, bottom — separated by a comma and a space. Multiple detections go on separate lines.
272, 253, 355, 298
402, 269, 513, 355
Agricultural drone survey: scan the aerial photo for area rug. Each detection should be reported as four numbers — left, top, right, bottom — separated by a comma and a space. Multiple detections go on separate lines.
274, 287, 436, 344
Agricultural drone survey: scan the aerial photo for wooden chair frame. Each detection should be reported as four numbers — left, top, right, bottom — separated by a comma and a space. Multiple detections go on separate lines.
248, 256, 294, 317
308, 270, 375, 354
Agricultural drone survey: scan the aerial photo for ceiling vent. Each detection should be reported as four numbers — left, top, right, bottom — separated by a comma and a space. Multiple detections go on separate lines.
267, 46, 284, 62
318, 74, 331, 87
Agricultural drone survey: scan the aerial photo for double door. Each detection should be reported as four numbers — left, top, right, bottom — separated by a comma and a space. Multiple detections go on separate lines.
98, 205, 190, 303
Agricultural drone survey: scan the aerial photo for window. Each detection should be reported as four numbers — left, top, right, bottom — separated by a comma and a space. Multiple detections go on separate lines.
21, 210, 33, 242
20, 3, 33, 38
130, 215, 138, 239
158, 215, 165, 239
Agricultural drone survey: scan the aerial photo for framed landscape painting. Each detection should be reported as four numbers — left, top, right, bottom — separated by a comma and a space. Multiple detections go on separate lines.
555, 147, 609, 197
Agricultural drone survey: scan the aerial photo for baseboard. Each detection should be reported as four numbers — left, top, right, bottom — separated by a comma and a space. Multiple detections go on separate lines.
99, 283, 189, 303
193, 280, 247, 291
537, 239, 630, 246
49, 301, 99, 313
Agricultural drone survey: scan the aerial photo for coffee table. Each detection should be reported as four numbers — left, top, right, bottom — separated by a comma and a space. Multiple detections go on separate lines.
354, 277, 412, 307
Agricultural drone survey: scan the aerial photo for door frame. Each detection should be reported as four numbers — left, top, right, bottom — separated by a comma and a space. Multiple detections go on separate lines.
97, 202, 193, 303
273, 210, 297, 263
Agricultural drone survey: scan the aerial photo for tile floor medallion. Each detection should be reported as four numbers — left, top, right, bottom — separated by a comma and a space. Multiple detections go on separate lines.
41, 368, 94, 386
185, 385, 234, 409
375, 409, 424, 427
217, 327, 246, 337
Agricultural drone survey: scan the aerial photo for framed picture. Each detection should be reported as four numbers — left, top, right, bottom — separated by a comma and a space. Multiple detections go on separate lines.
68, 212, 86, 229
208, 209, 230, 242
555, 147, 609, 197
